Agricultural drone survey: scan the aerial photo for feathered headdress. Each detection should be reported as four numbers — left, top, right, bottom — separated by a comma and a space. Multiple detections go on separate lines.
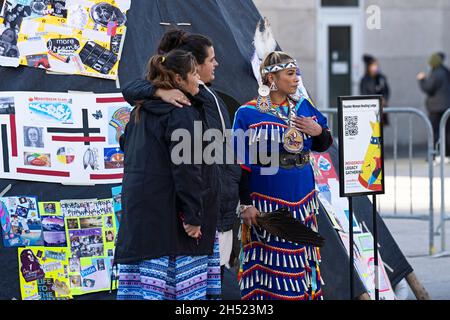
251, 17, 311, 100
254, 17, 277, 62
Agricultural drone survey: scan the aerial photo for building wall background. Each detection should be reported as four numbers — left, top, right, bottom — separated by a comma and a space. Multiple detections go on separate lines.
253, 0, 450, 147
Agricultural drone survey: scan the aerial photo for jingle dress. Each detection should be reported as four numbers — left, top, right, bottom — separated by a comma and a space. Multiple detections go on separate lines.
233, 96, 332, 300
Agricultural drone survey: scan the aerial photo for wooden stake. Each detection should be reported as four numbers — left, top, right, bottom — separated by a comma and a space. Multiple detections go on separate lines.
406, 272, 431, 300
357, 293, 371, 300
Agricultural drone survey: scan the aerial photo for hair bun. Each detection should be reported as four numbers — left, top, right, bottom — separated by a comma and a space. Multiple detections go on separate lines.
363, 54, 375, 65
157, 28, 188, 54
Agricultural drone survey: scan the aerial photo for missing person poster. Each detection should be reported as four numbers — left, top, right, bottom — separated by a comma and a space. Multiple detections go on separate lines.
338, 96, 385, 197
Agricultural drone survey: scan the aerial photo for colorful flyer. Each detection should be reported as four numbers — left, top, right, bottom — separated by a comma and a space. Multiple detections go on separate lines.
111, 185, 122, 227
354, 233, 396, 300
0, 0, 130, 80
0, 196, 43, 247
0, 91, 131, 184
18, 246, 71, 300
39, 201, 66, 247
63, 198, 117, 295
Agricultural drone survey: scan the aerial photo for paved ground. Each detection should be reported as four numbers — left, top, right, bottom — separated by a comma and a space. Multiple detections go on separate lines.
381, 156, 450, 300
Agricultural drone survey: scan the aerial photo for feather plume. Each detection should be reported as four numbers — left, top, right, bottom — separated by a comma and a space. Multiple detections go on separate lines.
253, 17, 277, 60
256, 207, 325, 247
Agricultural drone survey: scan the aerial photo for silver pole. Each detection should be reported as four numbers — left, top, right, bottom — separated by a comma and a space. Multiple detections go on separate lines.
439, 109, 450, 252
409, 115, 413, 215
394, 115, 398, 215
384, 108, 435, 255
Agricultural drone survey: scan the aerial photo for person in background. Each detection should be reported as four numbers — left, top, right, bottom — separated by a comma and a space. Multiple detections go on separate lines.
360, 54, 391, 126
417, 52, 450, 164
114, 50, 220, 300
438, 52, 450, 77
122, 29, 241, 289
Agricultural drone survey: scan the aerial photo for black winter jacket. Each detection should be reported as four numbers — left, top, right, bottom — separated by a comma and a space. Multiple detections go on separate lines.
360, 73, 390, 124
114, 97, 219, 264
419, 66, 450, 113
122, 79, 241, 232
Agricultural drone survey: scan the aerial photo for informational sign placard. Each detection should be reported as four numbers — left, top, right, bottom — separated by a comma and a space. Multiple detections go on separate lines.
338, 96, 385, 197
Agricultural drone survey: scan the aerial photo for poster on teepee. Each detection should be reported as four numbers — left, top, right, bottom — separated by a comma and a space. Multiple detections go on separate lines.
338, 96, 385, 197
0, 0, 130, 80
0, 91, 131, 184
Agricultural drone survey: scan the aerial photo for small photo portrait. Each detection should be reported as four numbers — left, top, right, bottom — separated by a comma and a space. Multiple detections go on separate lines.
104, 215, 113, 229
105, 230, 114, 243
0, 28, 19, 58
107, 249, 114, 257
23, 126, 44, 148
96, 258, 105, 271
69, 275, 82, 288
28, 198, 36, 210
83, 278, 95, 288
44, 202, 56, 214
18, 197, 28, 204
15, 205, 28, 218
69, 256, 81, 273
67, 218, 79, 229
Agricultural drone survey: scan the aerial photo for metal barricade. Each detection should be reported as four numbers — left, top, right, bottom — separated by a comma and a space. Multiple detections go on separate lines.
438, 109, 450, 254
320, 107, 436, 255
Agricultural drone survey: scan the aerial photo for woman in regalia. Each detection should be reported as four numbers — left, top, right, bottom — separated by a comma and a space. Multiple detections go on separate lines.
233, 51, 333, 300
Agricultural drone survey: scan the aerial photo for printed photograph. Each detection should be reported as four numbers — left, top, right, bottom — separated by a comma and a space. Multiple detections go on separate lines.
41, 216, 66, 246
15, 205, 28, 218
104, 215, 113, 229
42, 231, 66, 247
69, 275, 81, 288
108, 106, 131, 144
82, 278, 95, 288
96, 258, 105, 271
43, 202, 56, 214
41, 216, 64, 232
23, 126, 44, 148
66, 218, 79, 229
24, 152, 51, 167
103, 147, 124, 169
0, 96, 15, 114
69, 256, 81, 273
105, 230, 114, 243
69, 229, 104, 258
18, 197, 27, 204
24, 54, 50, 69
79, 216, 102, 229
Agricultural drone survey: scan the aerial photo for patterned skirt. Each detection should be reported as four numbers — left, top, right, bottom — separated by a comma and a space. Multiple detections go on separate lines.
238, 165, 324, 300
117, 233, 221, 300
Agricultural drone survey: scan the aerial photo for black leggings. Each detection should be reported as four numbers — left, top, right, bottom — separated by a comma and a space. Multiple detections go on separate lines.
430, 111, 450, 157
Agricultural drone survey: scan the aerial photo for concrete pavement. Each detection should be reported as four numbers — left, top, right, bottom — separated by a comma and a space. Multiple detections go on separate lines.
381, 157, 450, 299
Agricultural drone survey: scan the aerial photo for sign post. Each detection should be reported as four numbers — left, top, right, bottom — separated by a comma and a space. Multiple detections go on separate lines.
338, 95, 385, 300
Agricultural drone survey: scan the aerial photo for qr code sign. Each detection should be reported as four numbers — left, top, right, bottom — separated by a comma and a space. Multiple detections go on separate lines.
345, 116, 358, 136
